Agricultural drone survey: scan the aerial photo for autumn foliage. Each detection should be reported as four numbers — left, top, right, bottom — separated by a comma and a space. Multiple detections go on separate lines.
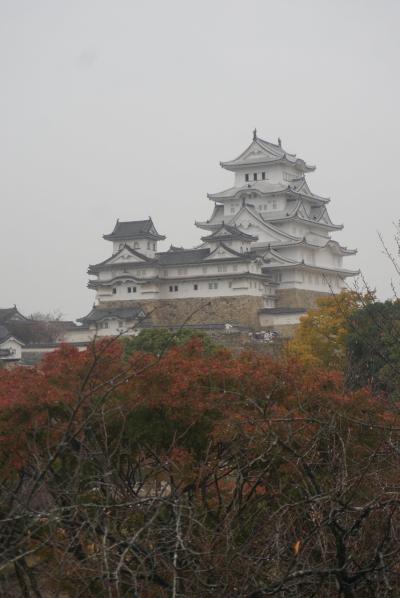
0, 336, 400, 596
288, 289, 374, 369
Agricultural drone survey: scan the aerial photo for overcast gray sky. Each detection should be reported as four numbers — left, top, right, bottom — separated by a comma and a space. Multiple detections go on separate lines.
1, 0, 399, 319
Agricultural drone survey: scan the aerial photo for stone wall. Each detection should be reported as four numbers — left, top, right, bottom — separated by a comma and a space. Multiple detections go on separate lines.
275, 288, 331, 309
102, 295, 265, 329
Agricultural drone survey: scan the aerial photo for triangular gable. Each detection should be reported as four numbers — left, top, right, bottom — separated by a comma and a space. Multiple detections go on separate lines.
203, 223, 256, 241
296, 201, 311, 220
204, 243, 244, 261
262, 247, 300, 266
0, 335, 25, 347
96, 245, 150, 268
230, 205, 300, 243
240, 140, 279, 162
289, 179, 329, 203
208, 225, 234, 238
293, 179, 312, 196
149, 223, 158, 236
319, 208, 334, 226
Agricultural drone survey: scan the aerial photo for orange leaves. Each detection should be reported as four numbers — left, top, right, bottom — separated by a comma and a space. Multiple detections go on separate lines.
293, 539, 301, 555
288, 289, 374, 370
0, 334, 396, 479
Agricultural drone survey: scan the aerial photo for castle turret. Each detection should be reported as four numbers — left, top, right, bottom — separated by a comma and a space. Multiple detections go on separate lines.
104, 218, 165, 258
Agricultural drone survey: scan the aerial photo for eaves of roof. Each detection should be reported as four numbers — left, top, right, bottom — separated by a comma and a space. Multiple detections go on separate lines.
88, 245, 156, 271
263, 261, 360, 277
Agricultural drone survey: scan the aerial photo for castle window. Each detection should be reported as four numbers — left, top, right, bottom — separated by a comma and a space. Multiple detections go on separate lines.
217, 265, 228, 273
174, 285, 178, 292
177, 268, 187, 276
202, 266, 208, 274
147, 241, 150, 249
134, 241, 140, 249
262, 172, 266, 180
104, 321, 109, 329
233, 265, 238, 271
230, 206, 235, 213
133, 286, 136, 292
169, 285, 173, 292
112, 288, 117, 294
128, 287, 131, 293
208, 282, 218, 290
272, 200, 277, 209
253, 173, 257, 181
153, 243, 156, 251
245, 174, 249, 182
193, 284, 198, 290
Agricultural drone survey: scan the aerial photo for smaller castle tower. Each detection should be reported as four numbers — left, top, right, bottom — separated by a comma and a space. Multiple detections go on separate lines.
104, 218, 165, 258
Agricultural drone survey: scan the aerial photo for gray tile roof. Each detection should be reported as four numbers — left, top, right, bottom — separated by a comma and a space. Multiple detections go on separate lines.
258, 307, 308, 315
78, 306, 147, 324
157, 248, 211, 265
0, 325, 11, 343
103, 218, 165, 241
88, 245, 155, 272
0, 307, 27, 322
201, 224, 258, 242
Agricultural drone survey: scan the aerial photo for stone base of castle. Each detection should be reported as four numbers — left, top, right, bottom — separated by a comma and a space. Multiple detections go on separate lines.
101, 296, 265, 329
275, 288, 331, 309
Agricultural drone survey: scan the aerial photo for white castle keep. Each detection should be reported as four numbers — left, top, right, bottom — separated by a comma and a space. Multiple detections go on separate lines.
76, 131, 357, 336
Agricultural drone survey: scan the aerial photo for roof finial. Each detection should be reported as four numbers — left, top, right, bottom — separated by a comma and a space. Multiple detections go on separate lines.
253, 128, 257, 141
278, 137, 282, 147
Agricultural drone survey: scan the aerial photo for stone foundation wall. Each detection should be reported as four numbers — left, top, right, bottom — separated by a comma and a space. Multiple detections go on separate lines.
275, 288, 331, 309
101, 296, 265, 329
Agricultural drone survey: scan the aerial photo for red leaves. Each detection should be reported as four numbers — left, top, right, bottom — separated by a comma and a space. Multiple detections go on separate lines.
0, 336, 391, 475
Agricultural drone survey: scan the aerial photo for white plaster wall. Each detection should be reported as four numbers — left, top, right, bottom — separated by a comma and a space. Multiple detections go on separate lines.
0, 338, 22, 360
62, 327, 93, 343
63, 322, 140, 343
112, 239, 158, 257
97, 277, 275, 302
233, 164, 299, 186
259, 312, 303, 328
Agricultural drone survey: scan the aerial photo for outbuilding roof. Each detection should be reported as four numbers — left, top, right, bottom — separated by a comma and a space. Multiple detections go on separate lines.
0, 324, 24, 346
103, 218, 165, 241
78, 306, 147, 324
0, 307, 28, 323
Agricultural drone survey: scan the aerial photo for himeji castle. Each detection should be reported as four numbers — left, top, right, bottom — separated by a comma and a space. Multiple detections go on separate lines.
73, 131, 358, 337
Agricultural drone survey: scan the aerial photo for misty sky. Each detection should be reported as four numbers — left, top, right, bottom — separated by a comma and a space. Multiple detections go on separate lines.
1, 0, 400, 320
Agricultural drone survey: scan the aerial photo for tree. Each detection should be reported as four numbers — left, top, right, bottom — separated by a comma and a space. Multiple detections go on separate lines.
346, 299, 400, 394
0, 338, 400, 595
288, 289, 374, 370
29, 309, 64, 321
122, 327, 217, 357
